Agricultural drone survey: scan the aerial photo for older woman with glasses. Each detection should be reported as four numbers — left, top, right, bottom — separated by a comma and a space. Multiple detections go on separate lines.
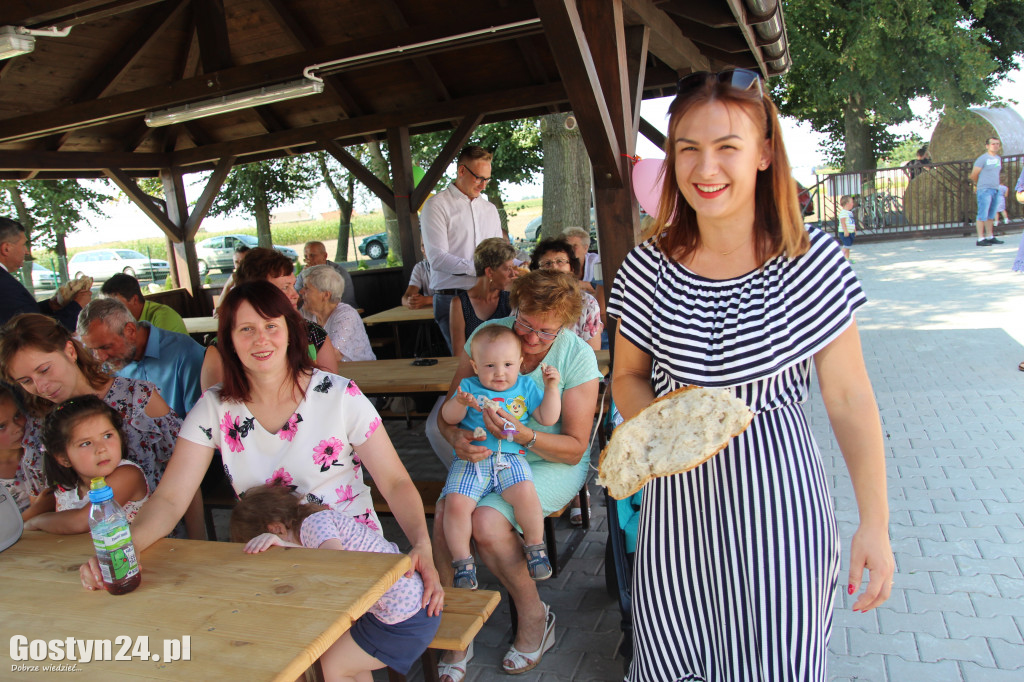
530, 237, 602, 350
431, 270, 601, 681
448, 237, 518, 358
299, 264, 375, 362
608, 69, 892, 681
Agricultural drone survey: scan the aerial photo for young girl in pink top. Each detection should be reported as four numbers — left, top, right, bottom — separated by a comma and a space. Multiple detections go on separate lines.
230, 484, 440, 682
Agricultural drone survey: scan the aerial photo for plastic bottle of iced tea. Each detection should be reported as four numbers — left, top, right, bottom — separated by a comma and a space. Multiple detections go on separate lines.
87, 476, 141, 595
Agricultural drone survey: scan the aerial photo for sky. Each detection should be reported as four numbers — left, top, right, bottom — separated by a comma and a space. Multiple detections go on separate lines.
66, 68, 1022, 247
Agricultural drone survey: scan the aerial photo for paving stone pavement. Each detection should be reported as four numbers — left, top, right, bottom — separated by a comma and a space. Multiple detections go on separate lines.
300, 231, 1024, 681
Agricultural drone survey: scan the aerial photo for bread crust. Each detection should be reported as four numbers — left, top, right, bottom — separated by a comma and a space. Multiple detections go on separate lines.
597, 385, 753, 499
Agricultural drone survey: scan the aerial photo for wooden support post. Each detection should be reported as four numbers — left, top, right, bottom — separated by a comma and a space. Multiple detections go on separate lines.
160, 167, 206, 315
577, 0, 644, 324
387, 127, 420, 287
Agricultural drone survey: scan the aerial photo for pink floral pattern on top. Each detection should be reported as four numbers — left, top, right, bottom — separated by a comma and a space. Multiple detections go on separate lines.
346, 380, 362, 396
313, 438, 345, 471
299, 509, 422, 624
571, 291, 603, 342
180, 369, 385, 533
266, 468, 293, 487
365, 416, 382, 441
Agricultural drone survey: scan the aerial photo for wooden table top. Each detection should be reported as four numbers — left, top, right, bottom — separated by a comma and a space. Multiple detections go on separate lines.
2, 532, 410, 681
341, 356, 461, 395
361, 305, 435, 326
183, 316, 218, 334
339, 350, 609, 396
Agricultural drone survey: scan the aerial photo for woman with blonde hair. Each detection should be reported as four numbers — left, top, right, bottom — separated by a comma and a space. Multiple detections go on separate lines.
448, 237, 518, 357
608, 69, 893, 681
431, 269, 601, 680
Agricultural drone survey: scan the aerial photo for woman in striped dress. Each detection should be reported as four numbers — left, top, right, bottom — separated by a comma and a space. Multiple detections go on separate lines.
607, 69, 894, 681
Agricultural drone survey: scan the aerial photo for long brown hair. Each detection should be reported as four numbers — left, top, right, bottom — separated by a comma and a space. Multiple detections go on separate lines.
229, 483, 328, 543
646, 73, 809, 264
217, 280, 313, 403
0, 314, 111, 417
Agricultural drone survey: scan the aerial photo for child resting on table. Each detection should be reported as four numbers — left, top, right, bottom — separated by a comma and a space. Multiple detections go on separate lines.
230, 484, 440, 682
23, 395, 149, 533
440, 324, 561, 589
0, 385, 31, 513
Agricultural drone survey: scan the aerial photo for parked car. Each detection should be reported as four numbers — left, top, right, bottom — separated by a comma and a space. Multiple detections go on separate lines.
29, 262, 59, 289
523, 209, 598, 244
358, 232, 388, 260
194, 234, 298, 274
68, 249, 170, 282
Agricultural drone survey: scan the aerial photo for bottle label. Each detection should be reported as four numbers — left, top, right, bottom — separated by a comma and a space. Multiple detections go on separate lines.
93, 524, 140, 581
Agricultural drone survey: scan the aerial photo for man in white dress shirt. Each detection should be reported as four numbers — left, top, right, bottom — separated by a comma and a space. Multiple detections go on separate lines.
419, 145, 503, 352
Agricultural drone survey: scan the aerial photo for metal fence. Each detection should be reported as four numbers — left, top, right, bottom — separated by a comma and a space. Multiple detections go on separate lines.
809, 154, 1023, 242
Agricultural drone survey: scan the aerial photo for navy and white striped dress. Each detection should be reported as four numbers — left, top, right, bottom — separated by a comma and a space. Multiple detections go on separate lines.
607, 228, 865, 682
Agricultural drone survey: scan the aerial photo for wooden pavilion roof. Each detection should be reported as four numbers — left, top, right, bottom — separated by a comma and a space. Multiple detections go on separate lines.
0, 0, 790, 180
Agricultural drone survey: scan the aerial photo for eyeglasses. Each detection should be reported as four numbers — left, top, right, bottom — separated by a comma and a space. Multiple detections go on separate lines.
539, 258, 570, 268
514, 312, 560, 341
676, 68, 763, 100
460, 164, 491, 184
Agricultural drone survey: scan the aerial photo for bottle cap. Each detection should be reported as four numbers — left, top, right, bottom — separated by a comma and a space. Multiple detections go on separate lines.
87, 477, 113, 503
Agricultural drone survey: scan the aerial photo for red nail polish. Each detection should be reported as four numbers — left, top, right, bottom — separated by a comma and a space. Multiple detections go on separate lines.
848, 584, 855, 595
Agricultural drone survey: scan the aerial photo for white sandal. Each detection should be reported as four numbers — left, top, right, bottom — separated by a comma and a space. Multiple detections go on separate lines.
437, 642, 473, 682
502, 603, 556, 675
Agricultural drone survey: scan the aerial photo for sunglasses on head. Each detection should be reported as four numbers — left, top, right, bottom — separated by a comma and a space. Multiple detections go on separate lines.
676, 68, 763, 99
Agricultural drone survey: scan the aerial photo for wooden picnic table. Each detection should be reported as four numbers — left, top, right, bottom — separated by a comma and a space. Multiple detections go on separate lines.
2, 532, 410, 681
182, 316, 217, 334
361, 306, 437, 358
339, 350, 610, 397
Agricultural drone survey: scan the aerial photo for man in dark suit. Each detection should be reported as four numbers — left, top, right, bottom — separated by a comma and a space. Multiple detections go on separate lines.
0, 217, 90, 331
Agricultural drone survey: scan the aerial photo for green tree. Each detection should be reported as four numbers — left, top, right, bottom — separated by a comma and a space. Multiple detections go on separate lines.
0, 179, 109, 283
208, 157, 317, 248
775, 0, 1024, 171
314, 151, 358, 262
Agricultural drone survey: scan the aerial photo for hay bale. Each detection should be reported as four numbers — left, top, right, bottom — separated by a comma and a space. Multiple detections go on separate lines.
903, 168, 971, 225
929, 107, 1024, 163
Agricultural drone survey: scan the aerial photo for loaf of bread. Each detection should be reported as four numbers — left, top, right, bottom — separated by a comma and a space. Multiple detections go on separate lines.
597, 386, 754, 499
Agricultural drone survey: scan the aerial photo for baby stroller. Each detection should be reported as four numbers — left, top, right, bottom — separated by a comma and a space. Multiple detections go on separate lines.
600, 401, 641, 663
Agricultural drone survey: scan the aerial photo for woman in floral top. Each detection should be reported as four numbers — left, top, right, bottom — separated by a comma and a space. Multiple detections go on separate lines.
80, 281, 444, 615
0, 313, 195, 534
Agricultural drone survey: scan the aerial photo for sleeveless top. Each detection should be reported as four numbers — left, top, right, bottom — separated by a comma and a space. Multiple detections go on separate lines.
457, 289, 511, 340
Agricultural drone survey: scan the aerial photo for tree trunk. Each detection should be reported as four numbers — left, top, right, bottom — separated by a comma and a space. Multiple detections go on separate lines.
484, 182, 509, 238
364, 140, 401, 264
6, 185, 37, 290
54, 229, 69, 283
844, 92, 875, 178
318, 153, 354, 262
253, 197, 272, 249
541, 112, 591, 239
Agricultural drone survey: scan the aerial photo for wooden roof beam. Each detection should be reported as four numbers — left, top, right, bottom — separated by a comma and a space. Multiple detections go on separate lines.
103, 166, 179, 239
0, 0, 167, 28
0, 149, 169, 171
258, 0, 366, 118
412, 114, 481, 209
0, 5, 540, 144
622, 0, 708, 73
534, 0, 621, 189
377, 0, 451, 104
169, 81, 565, 168
320, 139, 396, 212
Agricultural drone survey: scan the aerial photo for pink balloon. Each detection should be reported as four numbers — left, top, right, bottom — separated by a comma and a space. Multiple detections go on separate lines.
631, 158, 667, 216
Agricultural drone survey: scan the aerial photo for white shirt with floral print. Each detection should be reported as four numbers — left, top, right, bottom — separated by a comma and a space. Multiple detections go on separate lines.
181, 369, 384, 533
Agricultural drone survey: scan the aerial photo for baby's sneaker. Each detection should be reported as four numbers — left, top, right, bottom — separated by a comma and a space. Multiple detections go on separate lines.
452, 556, 479, 590
524, 543, 553, 581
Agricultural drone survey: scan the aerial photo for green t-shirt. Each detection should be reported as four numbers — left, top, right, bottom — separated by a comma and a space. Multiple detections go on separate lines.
140, 300, 187, 335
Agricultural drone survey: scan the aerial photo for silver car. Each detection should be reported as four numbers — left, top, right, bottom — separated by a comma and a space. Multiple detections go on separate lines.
194, 234, 298, 274
68, 249, 170, 282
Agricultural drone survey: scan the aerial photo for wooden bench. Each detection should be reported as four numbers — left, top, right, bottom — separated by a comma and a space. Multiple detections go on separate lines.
366, 477, 591, 579
385, 587, 501, 682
